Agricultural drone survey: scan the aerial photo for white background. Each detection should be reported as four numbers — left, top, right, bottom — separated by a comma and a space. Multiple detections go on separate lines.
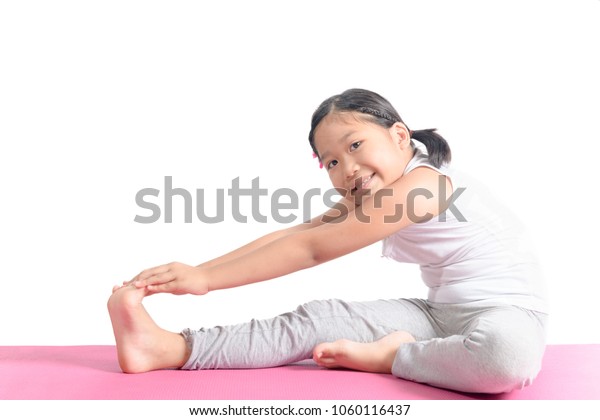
1, 0, 598, 346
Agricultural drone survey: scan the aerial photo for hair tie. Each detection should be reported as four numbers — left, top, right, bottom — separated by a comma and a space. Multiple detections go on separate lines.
312, 152, 323, 169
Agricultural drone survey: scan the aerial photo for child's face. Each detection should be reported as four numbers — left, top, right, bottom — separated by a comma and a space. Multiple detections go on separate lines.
313, 112, 413, 205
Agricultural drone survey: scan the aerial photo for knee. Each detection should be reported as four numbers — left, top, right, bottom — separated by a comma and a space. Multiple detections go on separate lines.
466, 330, 544, 394
479, 354, 539, 394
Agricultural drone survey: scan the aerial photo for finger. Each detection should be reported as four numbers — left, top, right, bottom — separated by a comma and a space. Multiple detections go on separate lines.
137, 264, 173, 281
135, 271, 176, 288
146, 282, 174, 294
126, 274, 142, 286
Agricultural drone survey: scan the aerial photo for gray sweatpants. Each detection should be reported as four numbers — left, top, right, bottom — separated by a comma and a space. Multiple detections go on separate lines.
180, 298, 548, 394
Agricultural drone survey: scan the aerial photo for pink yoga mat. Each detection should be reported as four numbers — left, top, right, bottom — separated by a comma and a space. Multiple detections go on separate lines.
1, 345, 598, 400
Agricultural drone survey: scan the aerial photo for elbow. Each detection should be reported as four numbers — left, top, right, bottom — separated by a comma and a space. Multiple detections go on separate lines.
292, 231, 325, 269
293, 227, 340, 269
305, 238, 334, 268
310, 249, 331, 267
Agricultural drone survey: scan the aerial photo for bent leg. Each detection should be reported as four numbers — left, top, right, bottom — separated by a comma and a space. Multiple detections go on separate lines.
392, 304, 548, 393
181, 298, 438, 370
313, 331, 416, 373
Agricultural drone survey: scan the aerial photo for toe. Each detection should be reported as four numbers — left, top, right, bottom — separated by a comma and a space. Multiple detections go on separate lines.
312, 343, 336, 367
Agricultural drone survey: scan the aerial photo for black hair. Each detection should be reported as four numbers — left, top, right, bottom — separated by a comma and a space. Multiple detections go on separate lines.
308, 88, 451, 168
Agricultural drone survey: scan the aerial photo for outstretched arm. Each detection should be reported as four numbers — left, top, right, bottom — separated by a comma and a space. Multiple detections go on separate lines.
134, 168, 451, 295
127, 197, 355, 295
195, 197, 356, 269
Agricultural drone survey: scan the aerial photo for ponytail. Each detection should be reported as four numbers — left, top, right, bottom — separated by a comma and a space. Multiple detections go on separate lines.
411, 128, 451, 168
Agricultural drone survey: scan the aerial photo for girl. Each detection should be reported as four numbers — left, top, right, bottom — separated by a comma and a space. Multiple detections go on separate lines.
108, 88, 548, 394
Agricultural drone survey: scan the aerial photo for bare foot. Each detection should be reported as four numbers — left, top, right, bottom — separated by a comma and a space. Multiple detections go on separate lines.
312, 331, 416, 374
107, 284, 190, 373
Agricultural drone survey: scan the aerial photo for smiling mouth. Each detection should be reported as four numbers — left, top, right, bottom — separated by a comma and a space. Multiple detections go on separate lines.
351, 174, 374, 194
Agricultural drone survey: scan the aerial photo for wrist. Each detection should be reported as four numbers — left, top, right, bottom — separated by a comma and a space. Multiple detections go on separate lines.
196, 264, 214, 295
192, 266, 211, 296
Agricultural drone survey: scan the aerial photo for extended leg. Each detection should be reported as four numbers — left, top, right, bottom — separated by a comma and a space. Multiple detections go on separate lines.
181, 298, 438, 370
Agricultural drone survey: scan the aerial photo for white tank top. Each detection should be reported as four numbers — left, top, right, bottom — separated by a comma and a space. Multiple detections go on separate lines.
382, 147, 548, 313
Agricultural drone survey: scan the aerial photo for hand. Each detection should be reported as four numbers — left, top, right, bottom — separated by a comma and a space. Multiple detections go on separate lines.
131, 262, 209, 296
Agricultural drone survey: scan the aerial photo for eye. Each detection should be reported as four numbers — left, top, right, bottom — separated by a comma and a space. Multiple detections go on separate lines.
326, 159, 338, 170
350, 141, 361, 151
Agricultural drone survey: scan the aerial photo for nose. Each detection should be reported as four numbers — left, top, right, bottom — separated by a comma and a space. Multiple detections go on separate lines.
344, 158, 359, 180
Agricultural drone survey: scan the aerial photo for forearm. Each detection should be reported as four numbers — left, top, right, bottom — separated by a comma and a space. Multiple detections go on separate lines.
202, 230, 317, 292
197, 198, 353, 270
132, 229, 321, 297
198, 201, 360, 291
196, 228, 293, 269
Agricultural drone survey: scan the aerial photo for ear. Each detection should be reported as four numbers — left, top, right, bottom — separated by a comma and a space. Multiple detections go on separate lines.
389, 122, 411, 149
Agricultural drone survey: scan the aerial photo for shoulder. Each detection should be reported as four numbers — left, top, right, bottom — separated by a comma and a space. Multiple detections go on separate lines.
401, 166, 454, 206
